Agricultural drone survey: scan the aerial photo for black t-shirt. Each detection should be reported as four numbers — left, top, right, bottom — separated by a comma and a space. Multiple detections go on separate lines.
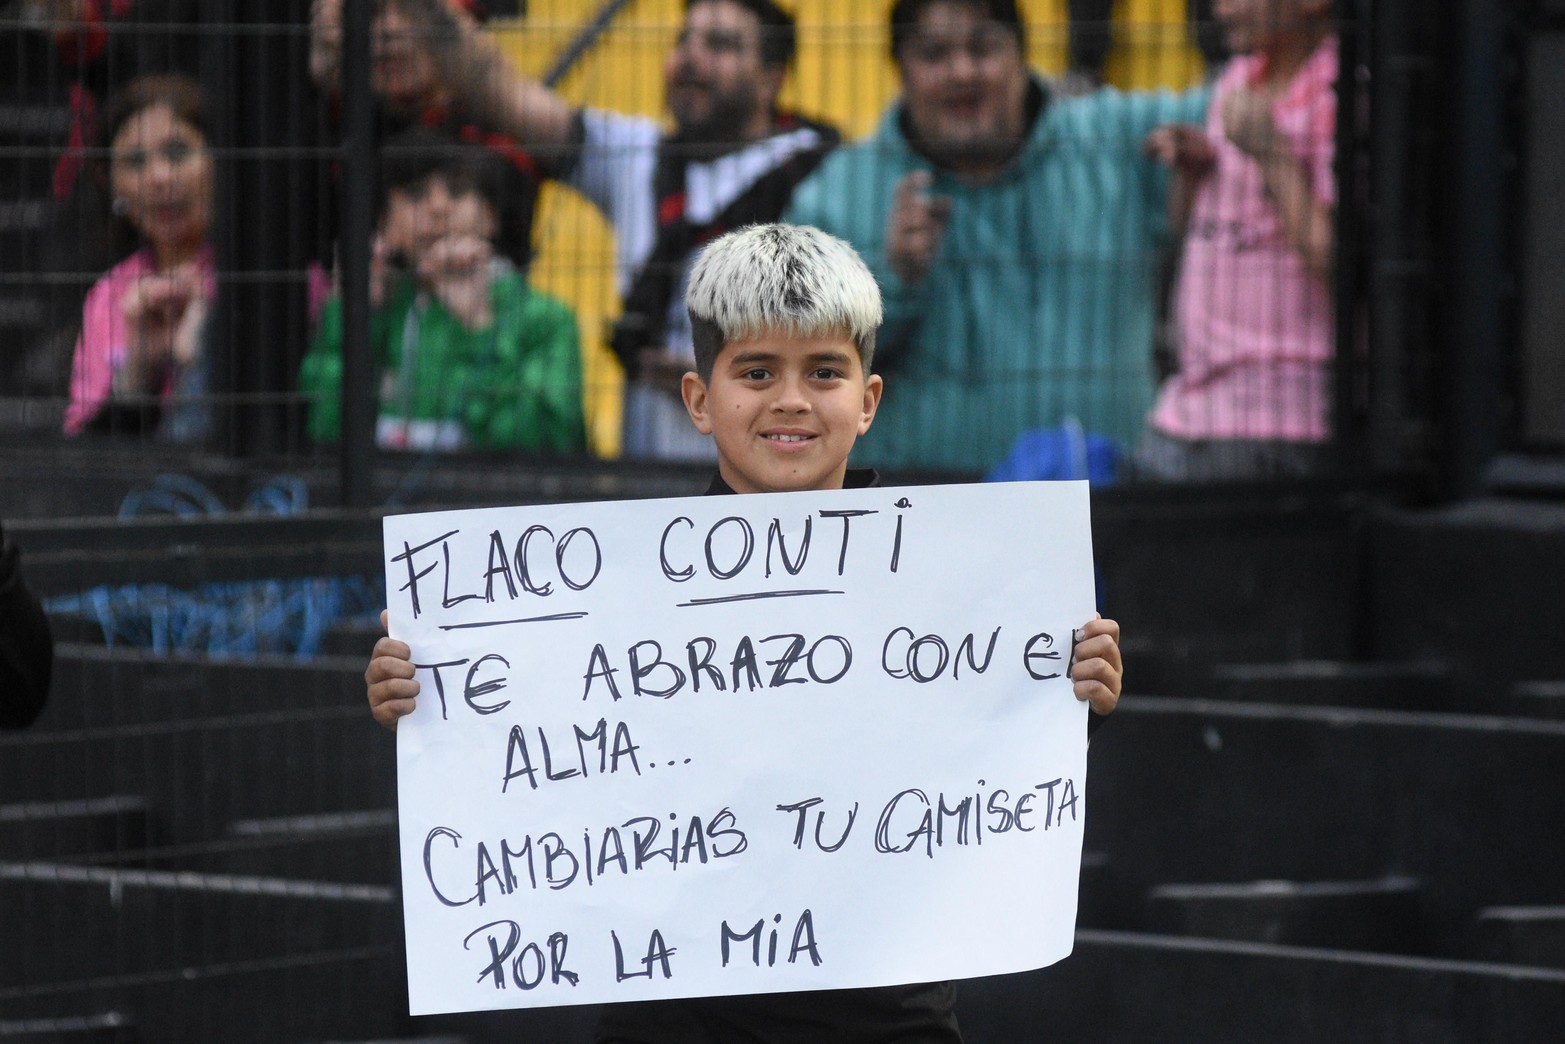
592, 469, 964, 1044
594, 980, 962, 1044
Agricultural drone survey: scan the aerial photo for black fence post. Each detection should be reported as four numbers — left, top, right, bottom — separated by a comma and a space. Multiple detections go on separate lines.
1364, 0, 1443, 488
339, 0, 377, 507
1435, 0, 1516, 498
1332, 0, 1368, 479
205, 0, 317, 457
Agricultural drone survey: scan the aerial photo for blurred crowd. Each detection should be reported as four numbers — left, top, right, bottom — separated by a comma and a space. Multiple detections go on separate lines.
2, 0, 1339, 483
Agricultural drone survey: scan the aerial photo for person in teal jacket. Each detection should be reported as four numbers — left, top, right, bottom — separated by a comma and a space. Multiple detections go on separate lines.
301, 128, 586, 454
785, 0, 1207, 474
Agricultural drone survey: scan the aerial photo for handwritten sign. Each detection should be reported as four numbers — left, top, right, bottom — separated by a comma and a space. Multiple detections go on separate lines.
383, 480, 1096, 1015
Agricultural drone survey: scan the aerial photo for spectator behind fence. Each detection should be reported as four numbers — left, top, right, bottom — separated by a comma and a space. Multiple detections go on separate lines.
299, 128, 586, 454
31, 1, 203, 202
1, 521, 53, 730
365, 222, 1125, 1042
310, 0, 543, 278
393, 0, 842, 463
1137, 0, 1337, 481
13, 2, 203, 345
784, 0, 1207, 475
62, 73, 217, 442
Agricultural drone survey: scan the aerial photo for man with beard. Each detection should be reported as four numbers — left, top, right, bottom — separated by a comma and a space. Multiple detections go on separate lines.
398, 0, 841, 461
786, 0, 1208, 476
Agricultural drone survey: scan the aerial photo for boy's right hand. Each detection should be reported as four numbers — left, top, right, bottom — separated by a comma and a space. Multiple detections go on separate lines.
366, 609, 419, 730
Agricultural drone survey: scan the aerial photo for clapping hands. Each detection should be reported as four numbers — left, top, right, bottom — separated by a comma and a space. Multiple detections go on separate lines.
115, 264, 209, 394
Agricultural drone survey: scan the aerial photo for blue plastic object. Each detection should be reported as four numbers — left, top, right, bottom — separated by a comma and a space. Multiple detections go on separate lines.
984, 418, 1122, 486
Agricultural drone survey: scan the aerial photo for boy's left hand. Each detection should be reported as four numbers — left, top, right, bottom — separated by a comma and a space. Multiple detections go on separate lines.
1070, 615, 1122, 716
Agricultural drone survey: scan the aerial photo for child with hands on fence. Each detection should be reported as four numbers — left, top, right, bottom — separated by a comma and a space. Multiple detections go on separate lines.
300, 126, 585, 454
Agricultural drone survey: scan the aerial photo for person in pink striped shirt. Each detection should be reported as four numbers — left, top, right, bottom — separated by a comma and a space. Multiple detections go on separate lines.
64, 74, 216, 441
1138, 0, 1338, 481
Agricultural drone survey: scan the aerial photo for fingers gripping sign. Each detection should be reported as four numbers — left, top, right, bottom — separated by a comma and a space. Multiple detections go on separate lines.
1068, 613, 1123, 717
367, 609, 421, 730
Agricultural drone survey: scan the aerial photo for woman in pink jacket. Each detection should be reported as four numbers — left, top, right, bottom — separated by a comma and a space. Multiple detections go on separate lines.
64, 73, 216, 440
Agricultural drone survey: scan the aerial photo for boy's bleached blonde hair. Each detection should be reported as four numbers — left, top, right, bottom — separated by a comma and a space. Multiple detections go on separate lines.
686, 223, 883, 381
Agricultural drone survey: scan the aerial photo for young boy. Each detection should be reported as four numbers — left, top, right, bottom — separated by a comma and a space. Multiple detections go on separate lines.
366, 223, 1123, 1042
300, 127, 585, 454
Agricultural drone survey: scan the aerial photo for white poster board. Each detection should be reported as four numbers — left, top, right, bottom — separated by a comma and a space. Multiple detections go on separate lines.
383, 480, 1096, 1015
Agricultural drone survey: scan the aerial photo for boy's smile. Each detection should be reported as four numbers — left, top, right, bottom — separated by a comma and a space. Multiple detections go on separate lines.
682, 333, 883, 495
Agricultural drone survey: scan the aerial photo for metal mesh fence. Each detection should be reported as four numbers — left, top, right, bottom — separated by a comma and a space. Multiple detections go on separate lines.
0, 1, 1407, 1040
1, 0, 1371, 488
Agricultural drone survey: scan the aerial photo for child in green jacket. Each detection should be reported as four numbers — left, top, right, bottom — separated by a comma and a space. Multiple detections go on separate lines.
301, 127, 585, 454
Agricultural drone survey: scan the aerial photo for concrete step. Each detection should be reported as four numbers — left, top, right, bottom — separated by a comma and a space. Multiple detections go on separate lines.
1475, 906, 1565, 969
1083, 696, 1565, 959
0, 943, 410, 1043
1145, 876, 1427, 954
209, 808, 399, 884
0, 796, 151, 863
1371, 498, 1565, 690
1510, 679, 1565, 720
0, 1012, 133, 1043
3, 648, 396, 843
1208, 660, 1456, 712
40, 811, 401, 885
0, 860, 398, 988
955, 928, 1565, 1044
1094, 485, 1368, 695
35, 646, 372, 731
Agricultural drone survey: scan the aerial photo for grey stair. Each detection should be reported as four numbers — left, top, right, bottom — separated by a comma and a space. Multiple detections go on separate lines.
0, 1012, 133, 1043
0, 860, 398, 986
3, 648, 396, 844
1511, 679, 1565, 720
1146, 876, 1426, 953
0, 796, 151, 862
1084, 697, 1565, 959
1208, 659, 1455, 711
954, 929, 1565, 1044
1475, 906, 1565, 969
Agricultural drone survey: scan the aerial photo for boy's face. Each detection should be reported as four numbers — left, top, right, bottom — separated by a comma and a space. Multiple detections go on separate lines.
681, 332, 883, 495
382, 175, 496, 263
